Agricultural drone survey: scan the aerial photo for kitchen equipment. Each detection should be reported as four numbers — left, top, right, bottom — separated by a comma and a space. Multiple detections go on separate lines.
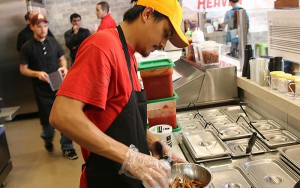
242, 159, 299, 188
210, 165, 257, 188
225, 138, 267, 158
214, 123, 252, 141
278, 145, 300, 172
182, 130, 231, 161
242, 44, 253, 78
222, 105, 264, 123
251, 120, 283, 132
170, 163, 212, 188
259, 130, 299, 149
246, 132, 258, 154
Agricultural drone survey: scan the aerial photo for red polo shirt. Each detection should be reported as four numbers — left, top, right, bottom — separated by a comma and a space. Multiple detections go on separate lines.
97, 14, 117, 31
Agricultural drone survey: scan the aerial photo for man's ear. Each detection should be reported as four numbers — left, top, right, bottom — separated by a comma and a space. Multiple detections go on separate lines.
141, 6, 155, 22
29, 24, 34, 31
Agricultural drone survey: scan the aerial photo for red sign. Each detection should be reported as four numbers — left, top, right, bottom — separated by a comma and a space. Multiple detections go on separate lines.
197, 0, 243, 9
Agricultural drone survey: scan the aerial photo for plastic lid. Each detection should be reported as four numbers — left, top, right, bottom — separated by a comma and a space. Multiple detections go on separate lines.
147, 91, 178, 104
295, 78, 300, 84
270, 71, 284, 77
138, 58, 175, 71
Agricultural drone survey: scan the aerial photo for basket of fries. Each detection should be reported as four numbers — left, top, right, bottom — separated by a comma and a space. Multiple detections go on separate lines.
169, 163, 212, 188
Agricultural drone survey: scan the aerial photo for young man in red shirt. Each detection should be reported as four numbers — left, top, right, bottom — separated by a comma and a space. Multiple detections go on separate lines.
96, 1, 117, 31
50, 0, 188, 187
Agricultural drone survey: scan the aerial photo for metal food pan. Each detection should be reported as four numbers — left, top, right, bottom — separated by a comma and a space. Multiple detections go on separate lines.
279, 155, 300, 175
197, 109, 225, 117
242, 159, 299, 188
259, 130, 299, 149
221, 105, 264, 122
182, 130, 231, 160
225, 138, 267, 158
176, 111, 199, 122
278, 144, 300, 169
180, 120, 205, 132
251, 120, 283, 132
200, 115, 234, 127
209, 165, 257, 188
215, 123, 252, 141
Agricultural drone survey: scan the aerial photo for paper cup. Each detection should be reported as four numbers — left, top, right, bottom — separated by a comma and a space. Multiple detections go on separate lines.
149, 124, 172, 147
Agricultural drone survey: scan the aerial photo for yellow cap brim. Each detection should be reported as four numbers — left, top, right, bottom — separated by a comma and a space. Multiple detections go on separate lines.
169, 18, 189, 48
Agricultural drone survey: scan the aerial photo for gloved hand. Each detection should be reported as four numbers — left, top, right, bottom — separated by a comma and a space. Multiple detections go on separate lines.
160, 141, 187, 163
119, 145, 170, 188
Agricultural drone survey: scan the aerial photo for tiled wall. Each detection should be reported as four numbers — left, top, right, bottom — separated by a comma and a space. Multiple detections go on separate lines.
42, 0, 269, 65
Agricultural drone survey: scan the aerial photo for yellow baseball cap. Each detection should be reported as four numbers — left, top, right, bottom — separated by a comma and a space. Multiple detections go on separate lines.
136, 0, 189, 48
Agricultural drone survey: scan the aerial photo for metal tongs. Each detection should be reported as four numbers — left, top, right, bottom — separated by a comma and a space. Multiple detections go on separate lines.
236, 102, 269, 141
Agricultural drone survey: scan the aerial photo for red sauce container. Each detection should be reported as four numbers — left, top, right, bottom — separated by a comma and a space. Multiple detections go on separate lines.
147, 92, 178, 129
139, 58, 174, 100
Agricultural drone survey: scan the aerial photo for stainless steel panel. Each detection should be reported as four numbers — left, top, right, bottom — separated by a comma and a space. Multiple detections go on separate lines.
197, 65, 238, 104
242, 159, 298, 188
0, 0, 38, 114
260, 130, 299, 149
225, 138, 267, 158
173, 59, 205, 108
278, 145, 300, 169
182, 130, 231, 160
216, 123, 252, 141
210, 165, 256, 188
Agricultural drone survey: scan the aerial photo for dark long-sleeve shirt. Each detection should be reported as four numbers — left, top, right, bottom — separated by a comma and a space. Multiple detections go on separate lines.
16, 25, 55, 52
64, 27, 90, 64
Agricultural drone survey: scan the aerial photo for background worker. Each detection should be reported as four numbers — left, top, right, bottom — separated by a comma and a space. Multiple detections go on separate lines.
96, 1, 117, 31
64, 13, 91, 65
16, 12, 54, 53
19, 13, 78, 160
50, 0, 188, 187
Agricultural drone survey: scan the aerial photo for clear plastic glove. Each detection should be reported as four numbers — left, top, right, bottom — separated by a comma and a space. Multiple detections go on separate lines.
119, 145, 170, 188
160, 141, 187, 163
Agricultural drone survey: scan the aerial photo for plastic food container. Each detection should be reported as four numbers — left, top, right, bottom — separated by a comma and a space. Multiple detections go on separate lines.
147, 92, 178, 129
194, 41, 221, 66
139, 58, 174, 100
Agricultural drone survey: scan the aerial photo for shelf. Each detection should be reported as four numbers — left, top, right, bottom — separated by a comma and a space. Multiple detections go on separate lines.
237, 77, 300, 119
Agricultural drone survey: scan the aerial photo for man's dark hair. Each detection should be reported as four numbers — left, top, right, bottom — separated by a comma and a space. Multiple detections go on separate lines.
24, 12, 31, 21
70, 13, 81, 22
229, 0, 239, 3
97, 1, 109, 12
123, 1, 168, 23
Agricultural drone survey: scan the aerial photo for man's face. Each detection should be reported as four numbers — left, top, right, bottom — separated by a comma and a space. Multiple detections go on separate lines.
96, 5, 106, 19
71, 17, 81, 27
32, 22, 48, 40
137, 16, 174, 57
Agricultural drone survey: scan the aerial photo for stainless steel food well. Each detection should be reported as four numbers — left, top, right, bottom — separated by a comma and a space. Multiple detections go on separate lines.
242, 159, 299, 188
199, 115, 234, 127
225, 138, 267, 158
180, 120, 205, 132
259, 130, 299, 149
209, 165, 257, 188
182, 130, 231, 160
197, 109, 225, 117
214, 123, 252, 141
251, 120, 283, 132
177, 111, 199, 122
222, 105, 264, 123
278, 144, 300, 173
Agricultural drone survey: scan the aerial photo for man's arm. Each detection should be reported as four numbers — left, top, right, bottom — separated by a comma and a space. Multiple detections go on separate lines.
19, 64, 49, 83
50, 96, 129, 163
64, 31, 77, 50
58, 55, 68, 78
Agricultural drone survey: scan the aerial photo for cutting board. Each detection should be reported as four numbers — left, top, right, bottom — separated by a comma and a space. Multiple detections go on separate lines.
274, 0, 300, 8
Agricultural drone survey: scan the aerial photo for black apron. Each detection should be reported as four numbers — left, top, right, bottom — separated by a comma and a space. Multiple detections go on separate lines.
85, 25, 149, 188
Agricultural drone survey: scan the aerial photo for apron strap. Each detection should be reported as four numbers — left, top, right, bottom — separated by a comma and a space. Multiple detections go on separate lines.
116, 25, 135, 90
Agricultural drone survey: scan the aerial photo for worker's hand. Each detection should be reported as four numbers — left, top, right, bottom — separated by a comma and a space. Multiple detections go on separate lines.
119, 145, 170, 188
160, 141, 187, 163
38, 71, 49, 83
58, 67, 68, 79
